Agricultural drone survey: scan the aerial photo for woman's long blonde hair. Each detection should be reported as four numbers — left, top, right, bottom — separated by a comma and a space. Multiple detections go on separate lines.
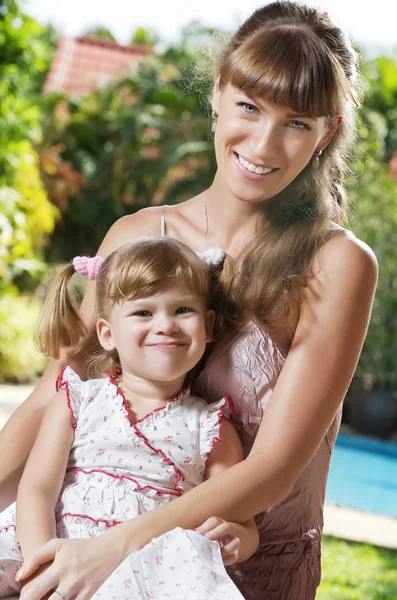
208, 1, 361, 330
35, 237, 234, 376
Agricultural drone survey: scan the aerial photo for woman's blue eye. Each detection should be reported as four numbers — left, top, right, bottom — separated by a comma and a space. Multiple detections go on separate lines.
290, 120, 310, 130
237, 101, 257, 114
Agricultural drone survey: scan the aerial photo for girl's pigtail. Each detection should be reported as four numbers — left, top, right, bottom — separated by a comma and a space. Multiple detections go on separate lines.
34, 264, 88, 360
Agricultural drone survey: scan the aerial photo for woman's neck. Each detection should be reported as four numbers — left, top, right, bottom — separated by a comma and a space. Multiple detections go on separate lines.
202, 173, 265, 257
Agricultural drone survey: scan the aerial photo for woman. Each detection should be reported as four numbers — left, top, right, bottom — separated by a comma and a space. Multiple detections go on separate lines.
0, 2, 377, 599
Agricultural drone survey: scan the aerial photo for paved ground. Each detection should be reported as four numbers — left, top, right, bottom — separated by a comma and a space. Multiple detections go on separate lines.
1, 384, 397, 550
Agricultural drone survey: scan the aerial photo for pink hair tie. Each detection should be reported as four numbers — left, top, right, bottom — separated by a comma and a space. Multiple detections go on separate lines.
72, 255, 104, 280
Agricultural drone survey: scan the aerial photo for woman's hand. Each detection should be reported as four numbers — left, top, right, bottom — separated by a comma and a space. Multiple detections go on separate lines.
196, 516, 241, 566
17, 536, 123, 600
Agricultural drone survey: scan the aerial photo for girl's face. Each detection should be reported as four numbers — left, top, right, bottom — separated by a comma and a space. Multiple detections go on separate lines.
212, 83, 339, 204
97, 282, 214, 384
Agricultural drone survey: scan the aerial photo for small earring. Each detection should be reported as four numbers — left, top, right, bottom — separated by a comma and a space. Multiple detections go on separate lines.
313, 149, 322, 168
211, 110, 218, 133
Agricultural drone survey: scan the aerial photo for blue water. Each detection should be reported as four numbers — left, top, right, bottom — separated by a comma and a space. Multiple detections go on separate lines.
325, 434, 397, 518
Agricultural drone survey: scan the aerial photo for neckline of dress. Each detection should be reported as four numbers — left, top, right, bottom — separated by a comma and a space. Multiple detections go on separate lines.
108, 376, 191, 426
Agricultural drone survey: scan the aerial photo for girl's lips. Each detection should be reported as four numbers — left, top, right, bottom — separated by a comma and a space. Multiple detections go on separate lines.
233, 152, 279, 181
148, 343, 186, 350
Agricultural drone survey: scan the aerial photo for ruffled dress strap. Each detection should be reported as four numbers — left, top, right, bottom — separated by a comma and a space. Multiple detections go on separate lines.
56, 365, 84, 429
199, 396, 235, 463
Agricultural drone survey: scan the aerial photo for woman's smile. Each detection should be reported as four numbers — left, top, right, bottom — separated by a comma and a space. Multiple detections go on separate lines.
233, 151, 280, 180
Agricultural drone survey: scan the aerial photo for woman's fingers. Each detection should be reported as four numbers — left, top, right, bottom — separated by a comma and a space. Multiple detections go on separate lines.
16, 539, 61, 581
19, 565, 59, 600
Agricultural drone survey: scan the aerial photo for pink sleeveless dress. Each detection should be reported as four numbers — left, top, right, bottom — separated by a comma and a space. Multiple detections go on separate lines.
161, 207, 342, 599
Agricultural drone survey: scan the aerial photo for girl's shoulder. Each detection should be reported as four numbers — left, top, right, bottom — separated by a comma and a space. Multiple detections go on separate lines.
56, 365, 111, 406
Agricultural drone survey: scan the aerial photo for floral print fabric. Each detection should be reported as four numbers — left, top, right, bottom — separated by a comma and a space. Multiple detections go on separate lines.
0, 366, 243, 599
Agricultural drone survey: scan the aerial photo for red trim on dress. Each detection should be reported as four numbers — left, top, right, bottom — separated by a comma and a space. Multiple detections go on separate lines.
0, 524, 16, 533
56, 366, 78, 429
204, 395, 235, 465
67, 467, 180, 497
56, 512, 122, 528
110, 380, 187, 496
108, 375, 190, 426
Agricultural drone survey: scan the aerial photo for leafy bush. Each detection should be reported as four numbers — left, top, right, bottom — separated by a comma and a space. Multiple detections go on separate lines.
0, 294, 47, 383
349, 56, 397, 392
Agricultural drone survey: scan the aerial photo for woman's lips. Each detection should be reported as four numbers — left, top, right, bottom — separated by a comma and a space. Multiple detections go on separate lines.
233, 152, 279, 181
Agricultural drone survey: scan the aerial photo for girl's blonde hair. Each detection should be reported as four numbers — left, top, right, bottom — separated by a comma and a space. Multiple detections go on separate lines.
202, 1, 361, 330
35, 237, 234, 376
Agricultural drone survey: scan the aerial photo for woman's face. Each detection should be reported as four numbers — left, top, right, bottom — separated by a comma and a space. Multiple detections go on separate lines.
212, 83, 338, 204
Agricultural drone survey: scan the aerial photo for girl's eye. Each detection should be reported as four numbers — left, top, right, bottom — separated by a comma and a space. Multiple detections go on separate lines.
132, 310, 151, 317
290, 120, 311, 131
237, 101, 257, 114
176, 306, 192, 315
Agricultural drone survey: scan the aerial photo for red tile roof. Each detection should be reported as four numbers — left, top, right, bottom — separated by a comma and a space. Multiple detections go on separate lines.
44, 36, 153, 96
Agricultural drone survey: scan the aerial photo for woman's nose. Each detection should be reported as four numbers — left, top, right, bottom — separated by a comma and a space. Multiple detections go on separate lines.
252, 121, 281, 159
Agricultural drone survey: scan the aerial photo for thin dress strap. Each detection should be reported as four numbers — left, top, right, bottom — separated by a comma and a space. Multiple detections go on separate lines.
160, 204, 168, 237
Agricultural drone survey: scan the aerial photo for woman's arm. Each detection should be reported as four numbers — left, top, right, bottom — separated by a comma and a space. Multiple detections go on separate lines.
0, 209, 162, 508
200, 418, 259, 563
16, 390, 74, 558
96, 232, 379, 549
17, 232, 378, 600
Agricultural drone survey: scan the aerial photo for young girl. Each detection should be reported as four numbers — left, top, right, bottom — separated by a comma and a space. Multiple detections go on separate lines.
0, 237, 258, 599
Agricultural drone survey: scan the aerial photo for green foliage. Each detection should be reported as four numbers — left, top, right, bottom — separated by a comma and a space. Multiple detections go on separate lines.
130, 27, 159, 49
318, 536, 397, 600
39, 43, 216, 259
0, 0, 57, 294
349, 56, 397, 391
0, 0, 56, 380
82, 27, 117, 43
0, 147, 57, 293
362, 56, 397, 156
0, 293, 47, 382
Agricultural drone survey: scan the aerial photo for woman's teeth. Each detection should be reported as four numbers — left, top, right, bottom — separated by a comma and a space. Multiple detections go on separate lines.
237, 154, 274, 175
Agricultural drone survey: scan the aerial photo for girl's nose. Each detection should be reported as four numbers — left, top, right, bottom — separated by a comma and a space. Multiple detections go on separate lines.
153, 313, 179, 335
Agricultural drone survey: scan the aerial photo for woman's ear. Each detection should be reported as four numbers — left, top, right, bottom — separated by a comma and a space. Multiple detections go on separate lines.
319, 116, 343, 151
205, 309, 216, 343
97, 319, 115, 351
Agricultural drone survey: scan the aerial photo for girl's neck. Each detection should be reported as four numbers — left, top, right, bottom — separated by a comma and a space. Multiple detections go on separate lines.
116, 371, 186, 405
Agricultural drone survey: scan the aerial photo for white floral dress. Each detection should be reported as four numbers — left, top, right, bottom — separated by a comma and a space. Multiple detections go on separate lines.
0, 366, 244, 599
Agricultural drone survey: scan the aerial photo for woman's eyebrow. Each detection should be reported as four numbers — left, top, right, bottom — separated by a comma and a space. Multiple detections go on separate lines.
286, 111, 316, 120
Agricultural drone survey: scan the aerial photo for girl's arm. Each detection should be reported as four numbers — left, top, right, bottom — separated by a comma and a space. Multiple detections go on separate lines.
16, 389, 74, 557
200, 418, 259, 563
17, 232, 378, 600
0, 209, 161, 509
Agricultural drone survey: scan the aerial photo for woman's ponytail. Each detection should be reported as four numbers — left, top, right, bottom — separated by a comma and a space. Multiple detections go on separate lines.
34, 264, 88, 359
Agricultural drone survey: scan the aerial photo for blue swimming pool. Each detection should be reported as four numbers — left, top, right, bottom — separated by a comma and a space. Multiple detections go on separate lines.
325, 433, 397, 518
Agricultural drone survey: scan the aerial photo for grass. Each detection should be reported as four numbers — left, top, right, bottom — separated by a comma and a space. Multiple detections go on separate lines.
317, 536, 397, 600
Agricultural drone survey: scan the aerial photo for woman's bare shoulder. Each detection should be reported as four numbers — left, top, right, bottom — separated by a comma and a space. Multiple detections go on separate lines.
97, 206, 164, 256
317, 228, 378, 281
304, 228, 378, 316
